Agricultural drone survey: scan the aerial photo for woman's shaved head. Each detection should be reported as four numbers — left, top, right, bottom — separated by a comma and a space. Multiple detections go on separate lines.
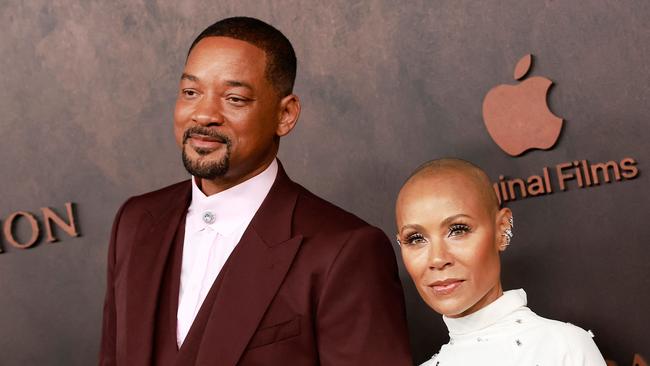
401, 158, 500, 216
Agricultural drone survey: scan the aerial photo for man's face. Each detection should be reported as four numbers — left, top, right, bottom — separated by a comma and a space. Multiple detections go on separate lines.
174, 36, 283, 184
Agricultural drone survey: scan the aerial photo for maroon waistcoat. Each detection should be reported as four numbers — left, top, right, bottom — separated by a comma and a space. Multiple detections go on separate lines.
152, 215, 232, 366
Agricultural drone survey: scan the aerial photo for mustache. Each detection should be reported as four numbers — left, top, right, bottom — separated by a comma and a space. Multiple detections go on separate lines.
183, 126, 231, 145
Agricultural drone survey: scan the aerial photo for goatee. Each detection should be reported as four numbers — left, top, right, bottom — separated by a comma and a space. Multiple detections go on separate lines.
181, 127, 232, 180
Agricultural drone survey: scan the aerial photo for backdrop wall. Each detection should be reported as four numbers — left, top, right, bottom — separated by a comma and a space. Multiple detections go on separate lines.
0, 1, 648, 365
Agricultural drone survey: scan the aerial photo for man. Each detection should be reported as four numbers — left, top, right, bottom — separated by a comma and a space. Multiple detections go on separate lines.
100, 17, 412, 366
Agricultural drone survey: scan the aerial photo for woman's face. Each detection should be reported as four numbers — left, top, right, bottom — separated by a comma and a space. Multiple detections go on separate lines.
396, 171, 510, 318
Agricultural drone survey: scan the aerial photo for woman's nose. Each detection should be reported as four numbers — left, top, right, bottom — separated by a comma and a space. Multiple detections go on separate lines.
427, 240, 453, 270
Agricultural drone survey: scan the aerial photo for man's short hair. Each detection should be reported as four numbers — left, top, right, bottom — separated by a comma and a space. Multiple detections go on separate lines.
189, 16, 297, 97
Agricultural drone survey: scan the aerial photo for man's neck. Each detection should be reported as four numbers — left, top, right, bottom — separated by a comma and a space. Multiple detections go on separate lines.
196, 157, 277, 196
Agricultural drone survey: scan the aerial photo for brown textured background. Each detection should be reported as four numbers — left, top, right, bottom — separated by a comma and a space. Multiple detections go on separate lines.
0, 1, 648, 365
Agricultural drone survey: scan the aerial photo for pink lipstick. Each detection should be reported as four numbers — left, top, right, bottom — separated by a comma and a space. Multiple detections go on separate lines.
428, 279, 464, 295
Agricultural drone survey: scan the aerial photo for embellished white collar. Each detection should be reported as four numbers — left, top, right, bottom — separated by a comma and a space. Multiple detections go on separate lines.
443, 289, 527, 336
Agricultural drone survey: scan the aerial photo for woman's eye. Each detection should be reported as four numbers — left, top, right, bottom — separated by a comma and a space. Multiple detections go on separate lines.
405, 233, 427, 245
448, 224, 471, 237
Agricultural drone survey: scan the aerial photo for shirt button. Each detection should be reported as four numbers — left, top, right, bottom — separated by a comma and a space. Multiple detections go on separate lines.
202, 211, 216, 224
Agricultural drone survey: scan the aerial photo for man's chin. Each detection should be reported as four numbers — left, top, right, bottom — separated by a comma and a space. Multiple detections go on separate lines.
182, 150, 229, 180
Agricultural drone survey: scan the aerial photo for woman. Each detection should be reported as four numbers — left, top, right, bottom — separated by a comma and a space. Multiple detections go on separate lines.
395, 158, 606, 365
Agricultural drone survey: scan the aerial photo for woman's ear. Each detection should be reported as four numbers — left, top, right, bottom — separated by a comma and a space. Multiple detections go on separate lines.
276, 94, 301, 137
495, 207, 513, 251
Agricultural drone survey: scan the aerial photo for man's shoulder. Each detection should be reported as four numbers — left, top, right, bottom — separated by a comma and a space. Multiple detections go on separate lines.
287, 182, 396, 271
133, 179, 191, 200
291, 182, 378, 236
120, 180, 191, 215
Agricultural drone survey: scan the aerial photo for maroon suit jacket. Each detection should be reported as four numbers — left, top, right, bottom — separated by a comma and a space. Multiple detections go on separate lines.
100, 163, 412, 365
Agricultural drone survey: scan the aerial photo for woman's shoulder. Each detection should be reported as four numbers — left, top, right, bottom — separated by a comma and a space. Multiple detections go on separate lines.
525, 312, 594, 338
520, 311, 606, 365
419, 359, 437, 366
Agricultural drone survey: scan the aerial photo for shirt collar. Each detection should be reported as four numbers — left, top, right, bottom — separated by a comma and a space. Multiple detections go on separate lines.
187, 159, 278, 236
443, 289, 527, 335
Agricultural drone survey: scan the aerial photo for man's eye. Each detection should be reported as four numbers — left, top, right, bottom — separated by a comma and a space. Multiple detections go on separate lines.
182, 89, 198, 97
226, 96, 247, 105
448, 224, 471, 237
406, 233, 427, 245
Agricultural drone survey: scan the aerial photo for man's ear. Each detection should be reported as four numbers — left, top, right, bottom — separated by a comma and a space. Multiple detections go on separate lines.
276, 94, 301, 137
495, 207, 513, 251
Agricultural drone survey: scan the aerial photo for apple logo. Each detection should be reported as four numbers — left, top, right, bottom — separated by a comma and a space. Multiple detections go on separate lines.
482, 54, 563, 156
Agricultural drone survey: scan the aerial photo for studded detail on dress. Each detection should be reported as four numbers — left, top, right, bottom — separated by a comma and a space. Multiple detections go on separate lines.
418, 289, 607, 366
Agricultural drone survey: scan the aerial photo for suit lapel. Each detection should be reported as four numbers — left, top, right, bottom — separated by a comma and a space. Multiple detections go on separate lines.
125, 182, 191, 365
193, 163, 304, 366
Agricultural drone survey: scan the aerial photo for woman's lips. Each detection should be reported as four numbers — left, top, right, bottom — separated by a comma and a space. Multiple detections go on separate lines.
428, 279, 464, 296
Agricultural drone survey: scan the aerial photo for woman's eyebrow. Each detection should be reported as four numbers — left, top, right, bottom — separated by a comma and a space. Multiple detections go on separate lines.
440, 214, 471, 227
398, 224, 421, 234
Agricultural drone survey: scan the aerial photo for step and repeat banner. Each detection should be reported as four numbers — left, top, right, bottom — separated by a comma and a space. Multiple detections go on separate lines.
1, 1, 647, 365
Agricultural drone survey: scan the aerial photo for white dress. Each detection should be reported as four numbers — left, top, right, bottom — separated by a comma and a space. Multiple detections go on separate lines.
421, 289, 606, 366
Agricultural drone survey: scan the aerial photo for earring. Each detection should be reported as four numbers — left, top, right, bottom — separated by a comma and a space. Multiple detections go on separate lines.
501, 216, 514, 250
396, 238, 402, 246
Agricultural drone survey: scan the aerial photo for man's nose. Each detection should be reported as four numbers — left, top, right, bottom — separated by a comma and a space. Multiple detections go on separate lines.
192, 96, 223, 126
427, 240, 453, 270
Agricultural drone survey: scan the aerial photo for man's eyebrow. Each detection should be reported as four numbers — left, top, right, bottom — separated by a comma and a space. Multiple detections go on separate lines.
180, 75, 253, 91
225, 80, 254, 90
181, 73, 199, 82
